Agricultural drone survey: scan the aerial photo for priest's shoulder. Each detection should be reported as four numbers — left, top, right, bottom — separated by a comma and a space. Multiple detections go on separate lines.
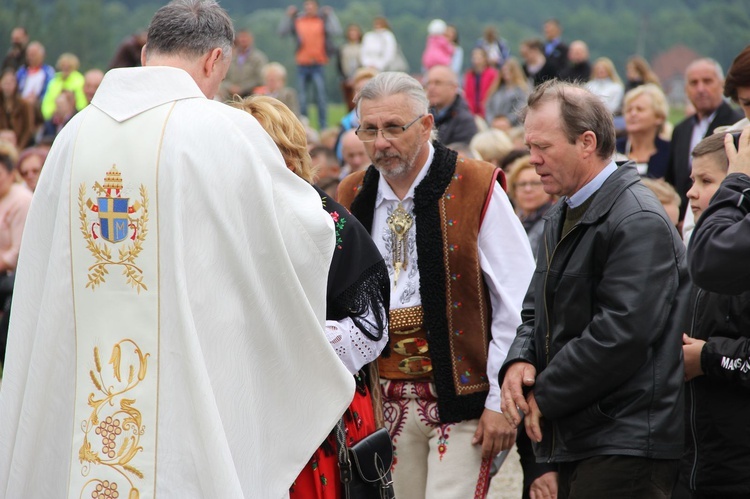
173, 98, 271, 142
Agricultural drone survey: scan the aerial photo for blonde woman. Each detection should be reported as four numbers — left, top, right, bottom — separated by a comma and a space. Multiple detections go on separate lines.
616, 83, 671, 177
625, 55, 661, 92
507, 156, 554, 259
469, 128, 513, 167
586, 57, 624, 114
40, 52, 87, 120
233, 95, 389, 499
485, 57, 530, 129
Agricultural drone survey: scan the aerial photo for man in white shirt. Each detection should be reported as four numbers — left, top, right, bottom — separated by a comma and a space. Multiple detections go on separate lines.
16, 41, 55, 105
0, 1, 353, 498
665, 58, 743, 222
338, 71, 535, 499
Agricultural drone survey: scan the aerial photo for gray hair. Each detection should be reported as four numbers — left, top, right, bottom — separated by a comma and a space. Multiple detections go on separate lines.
355, 72, 429, 119
262, 62, 287, 79
686, 58, 724, 80
145, 0, 234, 60
355, 71, 436, 140
522, 79, 616, 160
26, 41, 45, 56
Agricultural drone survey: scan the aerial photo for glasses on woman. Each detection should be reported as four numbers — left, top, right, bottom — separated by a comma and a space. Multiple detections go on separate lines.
355, 115, 424, 142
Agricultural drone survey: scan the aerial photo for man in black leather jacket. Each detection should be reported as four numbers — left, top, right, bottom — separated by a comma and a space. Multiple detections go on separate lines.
500, 79, 690, 499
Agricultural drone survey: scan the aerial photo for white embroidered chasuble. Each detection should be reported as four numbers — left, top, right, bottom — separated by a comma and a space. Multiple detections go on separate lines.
67, 102, 169, 498
0, 66, 354, 499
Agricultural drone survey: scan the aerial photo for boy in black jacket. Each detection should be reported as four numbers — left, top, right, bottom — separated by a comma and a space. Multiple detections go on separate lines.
682, 130, 750, 497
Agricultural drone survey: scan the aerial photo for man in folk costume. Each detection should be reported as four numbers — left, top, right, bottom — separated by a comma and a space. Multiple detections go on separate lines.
0, 1, 354, 498
338, 72, 535, 499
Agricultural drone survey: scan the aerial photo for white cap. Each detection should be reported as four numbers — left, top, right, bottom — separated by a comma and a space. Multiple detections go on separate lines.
428, 19, 447, 35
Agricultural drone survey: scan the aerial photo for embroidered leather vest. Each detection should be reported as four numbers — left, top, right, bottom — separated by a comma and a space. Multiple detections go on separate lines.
338, 144, 505, 423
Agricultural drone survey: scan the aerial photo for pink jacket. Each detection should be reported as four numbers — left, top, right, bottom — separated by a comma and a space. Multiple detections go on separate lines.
422, 35, 454, 70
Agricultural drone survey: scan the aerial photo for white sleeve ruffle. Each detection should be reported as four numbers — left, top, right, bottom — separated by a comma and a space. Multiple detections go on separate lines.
325, 314, 389, 375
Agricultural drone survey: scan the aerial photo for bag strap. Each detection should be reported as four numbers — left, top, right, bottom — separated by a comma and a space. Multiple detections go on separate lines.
335, 418, 354, 499
367, 362, 385, 429
336, 418, 396, 499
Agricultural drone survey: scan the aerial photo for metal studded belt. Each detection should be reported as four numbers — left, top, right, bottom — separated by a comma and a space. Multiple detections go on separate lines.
378, 306, 433, 381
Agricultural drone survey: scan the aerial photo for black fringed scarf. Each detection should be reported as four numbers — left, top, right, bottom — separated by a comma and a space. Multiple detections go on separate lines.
316, 186, 390, 342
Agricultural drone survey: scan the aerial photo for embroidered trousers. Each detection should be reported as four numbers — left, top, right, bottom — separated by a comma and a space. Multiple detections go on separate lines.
381, 380, 491, 499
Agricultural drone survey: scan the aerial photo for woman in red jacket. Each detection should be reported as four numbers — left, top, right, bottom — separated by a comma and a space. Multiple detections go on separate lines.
463, 47, 499, 119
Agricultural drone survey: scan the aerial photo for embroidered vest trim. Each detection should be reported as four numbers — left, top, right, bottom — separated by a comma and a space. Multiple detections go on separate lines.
340, 143, 504, 423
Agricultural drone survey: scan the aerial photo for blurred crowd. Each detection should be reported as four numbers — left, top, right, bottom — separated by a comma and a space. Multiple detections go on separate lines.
2, 10, 746, 208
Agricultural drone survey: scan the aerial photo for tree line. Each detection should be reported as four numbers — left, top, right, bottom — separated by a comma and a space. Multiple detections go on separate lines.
2, 0, 748, 103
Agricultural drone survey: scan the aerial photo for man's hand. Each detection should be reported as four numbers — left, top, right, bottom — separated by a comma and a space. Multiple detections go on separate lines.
524, 390, 544, 443
683, 333, 706, 382
529, 471, 559, 499
725, 127, 750, 176
472, 408, 517, 459
500, 361, 537, 427
286, 6, 298, 17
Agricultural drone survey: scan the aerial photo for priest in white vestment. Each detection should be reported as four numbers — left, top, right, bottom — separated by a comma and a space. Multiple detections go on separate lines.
0, 1, 354, 498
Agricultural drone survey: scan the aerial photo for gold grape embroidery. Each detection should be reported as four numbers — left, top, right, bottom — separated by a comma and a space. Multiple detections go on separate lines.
78, 341, 150, 499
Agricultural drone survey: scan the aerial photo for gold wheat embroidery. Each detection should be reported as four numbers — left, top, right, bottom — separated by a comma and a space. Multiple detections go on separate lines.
78, 340, 150, 499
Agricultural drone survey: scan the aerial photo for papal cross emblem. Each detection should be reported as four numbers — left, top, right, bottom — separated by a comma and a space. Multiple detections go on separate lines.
78, 165, 149, 292
98, 196, 130, 243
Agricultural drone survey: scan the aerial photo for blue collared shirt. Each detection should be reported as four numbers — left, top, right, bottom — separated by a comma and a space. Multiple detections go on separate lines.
545, 38, 561, 56
566, 160, 618, 208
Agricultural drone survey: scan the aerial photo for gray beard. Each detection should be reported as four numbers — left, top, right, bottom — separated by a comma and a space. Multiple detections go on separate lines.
372, 146, 421, 181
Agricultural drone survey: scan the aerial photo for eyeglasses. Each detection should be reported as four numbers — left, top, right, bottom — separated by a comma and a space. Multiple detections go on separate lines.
514, 181, 544, 190
424, 79, 457, 88
355, 115, 424, 142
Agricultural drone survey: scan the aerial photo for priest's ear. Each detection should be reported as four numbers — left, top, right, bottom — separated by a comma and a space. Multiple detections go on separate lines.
200, 47, 230, 99
203, 47, 226, 77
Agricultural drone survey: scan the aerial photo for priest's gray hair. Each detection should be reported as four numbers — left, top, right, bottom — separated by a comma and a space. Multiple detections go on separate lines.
145, 0, 234, 60
355, 72, 437, 141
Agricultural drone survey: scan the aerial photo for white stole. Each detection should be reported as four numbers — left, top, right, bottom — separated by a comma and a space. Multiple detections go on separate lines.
67, 102, 172, 499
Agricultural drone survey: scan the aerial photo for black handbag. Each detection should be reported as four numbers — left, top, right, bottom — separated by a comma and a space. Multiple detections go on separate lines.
335, 420, 396, 499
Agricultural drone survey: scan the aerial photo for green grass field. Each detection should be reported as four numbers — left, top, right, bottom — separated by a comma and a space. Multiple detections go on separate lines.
304, 103, 349, 132
669, 107, 688, 126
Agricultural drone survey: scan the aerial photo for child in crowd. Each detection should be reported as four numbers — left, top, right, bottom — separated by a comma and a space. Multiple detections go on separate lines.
421, 19, 454, 71
680, 130, 750, 497
640, 177, 681, 228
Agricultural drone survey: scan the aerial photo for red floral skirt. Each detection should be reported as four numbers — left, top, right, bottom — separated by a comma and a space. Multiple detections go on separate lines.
290, 381, 377, 499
